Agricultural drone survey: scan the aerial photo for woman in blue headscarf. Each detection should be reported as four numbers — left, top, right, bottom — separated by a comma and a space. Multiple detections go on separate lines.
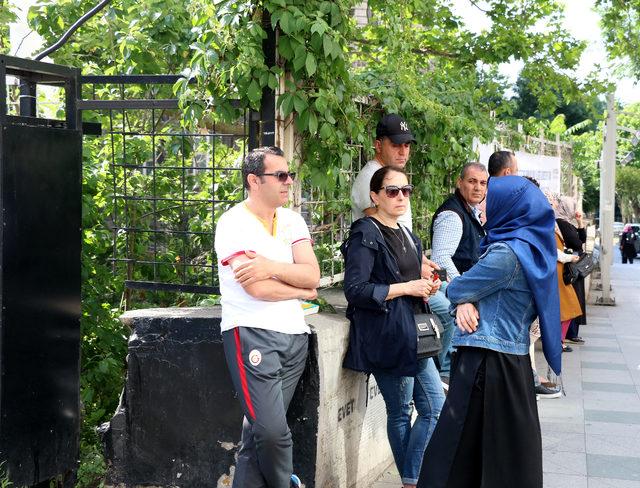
417, 176, 561, 488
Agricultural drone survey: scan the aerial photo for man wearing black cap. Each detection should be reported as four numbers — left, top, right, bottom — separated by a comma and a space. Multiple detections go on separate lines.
351, 113, 416, 228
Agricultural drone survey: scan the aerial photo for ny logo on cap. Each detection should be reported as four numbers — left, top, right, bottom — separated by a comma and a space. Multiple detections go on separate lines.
400, 122, 409, 131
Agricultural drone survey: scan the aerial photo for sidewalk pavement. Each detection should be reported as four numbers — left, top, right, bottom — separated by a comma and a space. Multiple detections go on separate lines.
373, 259, 640, 487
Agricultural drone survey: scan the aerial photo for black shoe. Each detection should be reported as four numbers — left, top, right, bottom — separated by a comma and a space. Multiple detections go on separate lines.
562, 344, 573, 352
565, 336, 585, 344
535, 383, 562, 399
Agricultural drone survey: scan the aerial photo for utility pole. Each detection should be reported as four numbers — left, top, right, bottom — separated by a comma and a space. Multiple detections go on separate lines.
598, 93, 617, 305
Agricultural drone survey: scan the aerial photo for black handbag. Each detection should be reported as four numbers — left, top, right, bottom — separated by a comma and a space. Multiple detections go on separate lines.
563, 253, 594, 285
415, 304, 443, 359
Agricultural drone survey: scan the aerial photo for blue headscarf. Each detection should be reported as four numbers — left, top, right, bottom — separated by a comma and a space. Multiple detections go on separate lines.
481, 176, 562, 375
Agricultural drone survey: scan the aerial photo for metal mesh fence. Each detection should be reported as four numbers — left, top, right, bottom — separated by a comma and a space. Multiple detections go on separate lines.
81, 76, 249, 296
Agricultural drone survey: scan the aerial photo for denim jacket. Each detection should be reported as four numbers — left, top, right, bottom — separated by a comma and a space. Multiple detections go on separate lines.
341, 217, 423, 377
447, 242, 536, 355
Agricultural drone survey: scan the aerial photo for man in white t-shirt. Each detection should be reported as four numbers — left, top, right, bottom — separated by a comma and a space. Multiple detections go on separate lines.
351, 113, 416, 227
215, 146, 320, 488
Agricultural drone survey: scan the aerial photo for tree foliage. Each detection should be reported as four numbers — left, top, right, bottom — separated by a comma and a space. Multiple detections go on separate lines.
617, 101, 640, 169
571, 124, 602, 214
0, 0, 17, 54
28, 0, 194, 73
179, 0, 588, 213
596, 0, 640, 78
616, 166, 640, 221
512, 74, 606, 132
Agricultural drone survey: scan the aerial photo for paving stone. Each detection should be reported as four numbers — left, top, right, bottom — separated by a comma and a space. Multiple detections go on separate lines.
542, 473, 588, 488
585, 421, 640, 438
585, 410, 640, 424
585, 434, 640, 457
542, 431, 585, 453
581, 333, 621, 339
581, 346, 623, 353
543, 451, 587, 476
541, 421, 585, 435
581, 370, 635, 384
582, 361, 629, 371
587, 454, 640, 481
588, 478, 640, 488
582, 382, 638, 393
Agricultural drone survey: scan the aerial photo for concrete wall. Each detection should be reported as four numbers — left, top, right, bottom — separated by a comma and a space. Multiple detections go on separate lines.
102, 306, 392, 488
306, 313, 393, 488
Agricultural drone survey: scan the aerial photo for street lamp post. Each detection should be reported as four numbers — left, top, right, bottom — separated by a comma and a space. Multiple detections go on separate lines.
598, 93, 617, 305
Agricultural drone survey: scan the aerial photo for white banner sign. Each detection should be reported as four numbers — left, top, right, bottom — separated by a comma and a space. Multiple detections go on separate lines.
473, 141, 561, 193
514, 151, 561, 194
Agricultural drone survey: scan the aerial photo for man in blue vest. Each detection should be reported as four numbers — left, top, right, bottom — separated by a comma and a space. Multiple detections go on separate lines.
430, 163, 488, 279
428, 162, 488, 385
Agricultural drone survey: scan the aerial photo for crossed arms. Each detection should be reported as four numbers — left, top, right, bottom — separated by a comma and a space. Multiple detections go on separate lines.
227, 241, 320, 301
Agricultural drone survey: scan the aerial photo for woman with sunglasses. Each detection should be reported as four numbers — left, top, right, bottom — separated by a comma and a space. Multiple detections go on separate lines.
341, 166, 445, 488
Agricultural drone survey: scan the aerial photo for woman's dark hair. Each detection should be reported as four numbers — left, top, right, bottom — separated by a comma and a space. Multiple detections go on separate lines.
369, 165, 407, 193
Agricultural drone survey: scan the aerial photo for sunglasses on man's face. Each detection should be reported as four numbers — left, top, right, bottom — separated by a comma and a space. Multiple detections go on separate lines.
259, 171, 296, 182
379, 184, 414, 198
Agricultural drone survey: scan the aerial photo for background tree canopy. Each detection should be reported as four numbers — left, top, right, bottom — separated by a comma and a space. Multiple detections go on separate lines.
596, 0, 640, 79
0, 0, 17, 54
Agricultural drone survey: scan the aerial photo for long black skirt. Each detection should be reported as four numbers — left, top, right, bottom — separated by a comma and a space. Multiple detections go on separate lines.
417, 347, 542, 488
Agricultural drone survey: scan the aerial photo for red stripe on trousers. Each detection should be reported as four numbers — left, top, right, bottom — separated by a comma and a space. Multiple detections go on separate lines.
234, 328, 256, 421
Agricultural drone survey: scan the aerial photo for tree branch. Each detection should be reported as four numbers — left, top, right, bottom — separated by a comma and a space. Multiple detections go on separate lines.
352, 38, 460, 59
469, 0, 490, 14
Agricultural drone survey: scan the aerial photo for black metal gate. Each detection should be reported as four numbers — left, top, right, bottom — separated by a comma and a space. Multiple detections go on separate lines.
0, 55, 82, 488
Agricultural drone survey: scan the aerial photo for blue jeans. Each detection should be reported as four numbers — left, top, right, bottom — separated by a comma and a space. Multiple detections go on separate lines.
427, 283, 455, 378
373, 358, 445, 485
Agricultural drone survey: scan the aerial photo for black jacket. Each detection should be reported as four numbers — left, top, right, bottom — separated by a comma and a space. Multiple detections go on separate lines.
341, 217, 422, 377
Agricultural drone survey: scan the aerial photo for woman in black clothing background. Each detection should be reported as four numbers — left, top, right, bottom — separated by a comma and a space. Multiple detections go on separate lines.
620, 224, 638, 264
554, 195, 587, 346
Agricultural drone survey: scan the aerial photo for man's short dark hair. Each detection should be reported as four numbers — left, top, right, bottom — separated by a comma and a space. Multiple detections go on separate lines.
242, 146, 285, 190
488, 150, 516, 176
459, 162, 487, 180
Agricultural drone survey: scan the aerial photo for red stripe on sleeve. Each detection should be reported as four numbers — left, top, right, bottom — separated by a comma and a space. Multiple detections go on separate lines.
220, 250, 254, 266
233, 328, 256, 421
292, 237, 313, 246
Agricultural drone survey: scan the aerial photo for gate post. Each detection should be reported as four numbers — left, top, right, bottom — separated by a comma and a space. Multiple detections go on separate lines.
0, 55, 82, 487
248, 12, 276, 150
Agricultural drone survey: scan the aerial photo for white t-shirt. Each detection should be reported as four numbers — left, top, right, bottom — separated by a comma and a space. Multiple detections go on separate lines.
215, 203, 312, 334
351, 159, 413, 230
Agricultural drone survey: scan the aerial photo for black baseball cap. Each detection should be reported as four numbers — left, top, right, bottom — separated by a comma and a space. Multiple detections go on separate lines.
375, 114, 416, 144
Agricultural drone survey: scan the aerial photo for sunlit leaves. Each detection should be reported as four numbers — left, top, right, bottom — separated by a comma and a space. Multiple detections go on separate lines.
596, 0, 640, 78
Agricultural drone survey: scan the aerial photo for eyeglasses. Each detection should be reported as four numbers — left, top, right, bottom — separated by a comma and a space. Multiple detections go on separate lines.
379, 184, 414, 198
258, 171, 296, 182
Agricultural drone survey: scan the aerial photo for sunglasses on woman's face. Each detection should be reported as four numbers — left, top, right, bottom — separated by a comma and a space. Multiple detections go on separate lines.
379, 184, 414, 198
259, 171, 296, 182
